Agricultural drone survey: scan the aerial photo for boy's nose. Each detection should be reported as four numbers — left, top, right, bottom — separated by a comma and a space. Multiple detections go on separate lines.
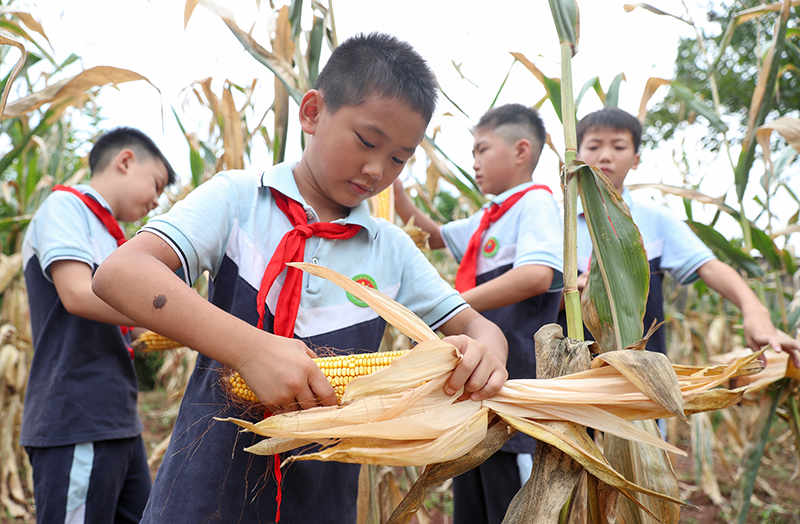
363, 161, 383, 180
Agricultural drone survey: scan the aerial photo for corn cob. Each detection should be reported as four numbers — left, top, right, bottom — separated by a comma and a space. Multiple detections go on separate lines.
132, 331, 185, 353
228, 349, 409, 404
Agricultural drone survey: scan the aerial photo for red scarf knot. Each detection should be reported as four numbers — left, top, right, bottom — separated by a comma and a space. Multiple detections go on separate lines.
256, 188, 362, 337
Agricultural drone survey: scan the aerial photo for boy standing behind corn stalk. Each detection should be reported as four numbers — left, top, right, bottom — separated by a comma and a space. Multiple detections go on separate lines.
20, 127, 177, 523
92, 33, 509, 524
394, 103, 563, 524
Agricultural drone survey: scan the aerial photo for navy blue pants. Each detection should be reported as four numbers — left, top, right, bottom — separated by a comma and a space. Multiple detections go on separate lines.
452, 450, 523, 524
26, 436, 151, 524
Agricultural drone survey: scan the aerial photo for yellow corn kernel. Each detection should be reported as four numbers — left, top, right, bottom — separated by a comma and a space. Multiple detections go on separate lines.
132, 331, 185, 353
228, 350, 409, 404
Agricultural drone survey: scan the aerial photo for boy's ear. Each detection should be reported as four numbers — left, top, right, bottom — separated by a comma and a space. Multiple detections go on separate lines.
114, 149, 136, 175
514, 138, 532, 165
631, 153, 641, 171
299, 89, 324, 134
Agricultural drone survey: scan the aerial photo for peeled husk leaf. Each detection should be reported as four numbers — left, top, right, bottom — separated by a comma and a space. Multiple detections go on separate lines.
221, 263, 761, 513
605, 420, 682, 524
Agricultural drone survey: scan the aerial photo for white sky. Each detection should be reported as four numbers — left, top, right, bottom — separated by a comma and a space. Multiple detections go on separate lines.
20, 0, 799, 247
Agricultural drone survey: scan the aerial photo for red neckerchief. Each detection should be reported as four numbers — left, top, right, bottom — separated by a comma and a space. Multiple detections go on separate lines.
52, 185, 134, 358
454, 184, 552, 292
257, 188, 362, 336
53, 185, 126, 246
257, 188, 361, 522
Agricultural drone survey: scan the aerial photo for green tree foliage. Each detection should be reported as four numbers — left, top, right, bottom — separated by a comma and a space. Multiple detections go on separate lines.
645, 0, 800, 151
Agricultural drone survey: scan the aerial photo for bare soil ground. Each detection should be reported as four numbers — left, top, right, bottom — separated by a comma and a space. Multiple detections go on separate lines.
3, 390, 799, 523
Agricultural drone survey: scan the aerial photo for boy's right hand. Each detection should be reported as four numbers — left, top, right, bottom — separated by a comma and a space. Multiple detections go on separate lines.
235, 333, 338, 413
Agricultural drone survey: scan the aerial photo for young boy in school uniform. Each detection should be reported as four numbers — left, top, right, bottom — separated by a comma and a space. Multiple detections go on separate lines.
394, 103, 564, 524
92, 33, 509, 524
572, 107, 800, 367
21, 127, 176, 524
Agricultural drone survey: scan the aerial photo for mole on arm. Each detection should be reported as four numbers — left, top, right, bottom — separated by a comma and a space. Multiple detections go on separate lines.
153, 295, 167, 309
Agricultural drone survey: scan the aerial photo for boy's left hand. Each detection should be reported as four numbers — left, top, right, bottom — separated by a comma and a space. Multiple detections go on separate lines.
442, 334, 508, 401
743, 309, 800, 369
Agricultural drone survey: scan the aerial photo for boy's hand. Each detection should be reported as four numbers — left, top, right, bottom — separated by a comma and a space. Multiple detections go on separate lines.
236, 333, 338, 413
442, 333, 508, 401
742, 308, 800, 369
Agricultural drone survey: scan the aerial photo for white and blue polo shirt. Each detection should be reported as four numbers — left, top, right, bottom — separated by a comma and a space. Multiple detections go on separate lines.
440, 181, 563, 454
21, 185, 142, 448
575, 187, 715, 354
137, 162, 467, 523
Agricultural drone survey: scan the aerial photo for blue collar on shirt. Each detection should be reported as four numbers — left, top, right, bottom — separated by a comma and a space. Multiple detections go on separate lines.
259, 161, 378, 239
576, 186, 632, 216
483, 181, 548, 210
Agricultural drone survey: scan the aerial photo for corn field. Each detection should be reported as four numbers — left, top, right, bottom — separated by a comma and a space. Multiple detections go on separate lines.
2, 0, 800, 523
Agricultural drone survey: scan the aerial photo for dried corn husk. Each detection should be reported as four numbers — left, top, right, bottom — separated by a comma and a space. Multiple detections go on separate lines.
221, 263, 761, 517
711, 348, 799, 393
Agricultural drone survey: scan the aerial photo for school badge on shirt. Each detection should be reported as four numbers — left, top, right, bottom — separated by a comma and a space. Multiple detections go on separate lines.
347, 274, 377, 307
482, 237, 499, 257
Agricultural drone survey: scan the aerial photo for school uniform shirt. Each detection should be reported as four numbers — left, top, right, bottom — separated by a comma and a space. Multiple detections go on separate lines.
575, 187, 716, 355
20, 185, 142, 448
137, 162, 468, 524
440, 181, 564, 454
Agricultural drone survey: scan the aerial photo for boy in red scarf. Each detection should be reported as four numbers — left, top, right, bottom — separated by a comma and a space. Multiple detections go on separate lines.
93, 33, 508, 523
394, 103, 563, 524
21, 127, 176, 523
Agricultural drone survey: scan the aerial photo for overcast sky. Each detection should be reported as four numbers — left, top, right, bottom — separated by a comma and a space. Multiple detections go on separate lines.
23, 0, 796, 247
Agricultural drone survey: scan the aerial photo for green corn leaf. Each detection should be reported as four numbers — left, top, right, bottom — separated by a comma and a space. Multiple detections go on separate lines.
510, 53, 563, 122
686, 221, 764, 277
307, 15, 325, 86
605, 73, 626, 108
548, 0, 579, 53
575, 76, 603, 111
289, 0, 303, 41
575, 161, 649, 352
670, 81, 729, 134
734, 0, 791, 203
749, 224, 783, 271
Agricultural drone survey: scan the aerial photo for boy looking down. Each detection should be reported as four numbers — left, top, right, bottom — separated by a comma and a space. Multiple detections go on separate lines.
92, 33, 508, 523
572, 107, 800, 367
21, 127, 176, 523
394, 103, 564, 524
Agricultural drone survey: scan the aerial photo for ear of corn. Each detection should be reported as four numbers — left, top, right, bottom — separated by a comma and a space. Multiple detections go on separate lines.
228, 349, 409, 404
132, 331, 185, 353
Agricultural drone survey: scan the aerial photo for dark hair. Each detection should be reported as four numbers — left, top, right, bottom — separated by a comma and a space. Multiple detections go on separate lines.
475, 103, 546, 155
577, 107, 642, 152
314, 32, 438, 124
89, 127, 177, 186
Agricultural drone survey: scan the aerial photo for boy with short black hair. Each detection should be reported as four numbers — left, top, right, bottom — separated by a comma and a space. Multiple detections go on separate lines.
21, 126, 176, 524
394, 102, 564, 524
573, 106, 800, 366
92, 32, 508, 523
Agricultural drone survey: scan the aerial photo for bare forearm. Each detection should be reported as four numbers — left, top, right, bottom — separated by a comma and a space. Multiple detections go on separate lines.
696, 260, 765, 313
93, 241, 262, 371
460, 265, 554, 312
63, 289, 139, 326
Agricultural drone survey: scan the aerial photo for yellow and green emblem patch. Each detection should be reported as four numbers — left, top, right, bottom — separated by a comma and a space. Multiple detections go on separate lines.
347, 274, 377, 307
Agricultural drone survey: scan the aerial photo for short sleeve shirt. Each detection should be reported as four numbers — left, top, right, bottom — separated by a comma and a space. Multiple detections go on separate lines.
20, 185, 142, 447
440, 182, 564, 453
137, 162, 468, 523
575, 188, 715, 354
